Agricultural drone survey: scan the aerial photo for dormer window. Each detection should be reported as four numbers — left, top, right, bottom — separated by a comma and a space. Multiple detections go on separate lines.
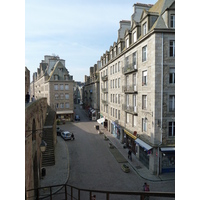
143, 22, 147, 35
64, 75, 68, 80
118, 44, 121, 54
170, 14, 175, 28
126, 38, 129, 48
133, 32, 137, 43
54, 75, 58, 80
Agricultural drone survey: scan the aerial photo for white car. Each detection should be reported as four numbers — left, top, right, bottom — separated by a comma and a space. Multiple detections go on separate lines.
61, 131, 75, 141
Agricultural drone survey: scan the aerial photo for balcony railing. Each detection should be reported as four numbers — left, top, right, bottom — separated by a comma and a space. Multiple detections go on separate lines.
26, 183, 175, 200
102, 99, 108, 105
123, 63, 137, 75
102, 87, 108, 93
122, 85, 137, 93
101, 75, 108, 81
122, 104, 138, 115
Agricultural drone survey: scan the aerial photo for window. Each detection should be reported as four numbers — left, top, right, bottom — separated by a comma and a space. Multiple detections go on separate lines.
118, 61, 120, 72
169, 40, 175, 57
118, 45, 121, 54
170, 14, 175, 28
126, 113, 129, 123
111, 107, 112, 116
115, 63, 117, 72
126, 94, 129, 107
132, 52, 137, 67
54, 75, 58, 80
111, 94, 112, 102
118, 94, 120, 104
113, 65, 114, 74
65, 103, 70, 108
60, 103, 64, 108
133, 32, 136, 43
65, 84, 69, 90
169, 68, 175, 84
56, 103, 59, 109
133, 74, 136, 87
126, 38, 129, 48
118, 78, 120, 88
169, 95, 175, 111
115, 94, 117, 103
113, 108, 115, 117
113, 79, 114, 88
65, 94, 69, 99
110, 80, 112, 88
54, 84, 58, 90
168, 122, 175, 136
64, 75, 68, 80
142, 70, 147, 86
118, 110, 120, 120
110, 66, 112, 75
115, 109, 117, 118
142, 45, 147, 62
55, 94, 59, 99
143, 22, 147, 35
142, 95, 147, 109
60, 84, 64, 90
113, 94, 115, 103
115, 79, 117, 88
142, 118, 147, 132
60, 93, 64, 99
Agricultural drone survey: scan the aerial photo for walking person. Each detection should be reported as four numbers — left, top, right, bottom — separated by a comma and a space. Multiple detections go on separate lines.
128, 149, 132, 161
142, 182, 150, 200
31, 95, 35, 102
25, 92, 30, 103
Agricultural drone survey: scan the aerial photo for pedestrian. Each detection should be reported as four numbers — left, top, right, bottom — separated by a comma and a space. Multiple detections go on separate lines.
31, 95, 36, 102
25, 92, 30, 103
128, 149, 132, 161
142, 182, 150, 200
71, 133, 75, 140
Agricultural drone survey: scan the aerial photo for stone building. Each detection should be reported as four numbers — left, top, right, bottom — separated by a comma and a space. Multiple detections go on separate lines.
30, 55, 74, 121
25, 66, 30, 95
25, 97, 56, 199
83, 61, 101, 120
98, 0, 175, 174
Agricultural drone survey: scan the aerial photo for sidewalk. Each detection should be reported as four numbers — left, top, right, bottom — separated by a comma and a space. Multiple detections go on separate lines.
39, 136, 69, 196
103, 129, 175, 182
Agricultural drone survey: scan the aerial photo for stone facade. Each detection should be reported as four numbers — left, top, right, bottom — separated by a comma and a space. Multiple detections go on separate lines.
25, 98, 48, 198
30, 55, 74, 121
83, 62, 100, 120
25, 67, 30, 95
93, 0, 175, 174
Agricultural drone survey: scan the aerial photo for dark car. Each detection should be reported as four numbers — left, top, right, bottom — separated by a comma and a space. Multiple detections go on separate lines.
75, 115, 80, 121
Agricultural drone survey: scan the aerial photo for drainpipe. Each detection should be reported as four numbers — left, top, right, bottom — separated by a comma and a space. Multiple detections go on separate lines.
157, 33, 163, 176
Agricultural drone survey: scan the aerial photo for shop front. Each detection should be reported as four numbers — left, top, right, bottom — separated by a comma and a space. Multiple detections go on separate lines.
161, 147, 175, 173
135, 138, 152, 169
124, 129, 137, 155
56, 110, 74, 122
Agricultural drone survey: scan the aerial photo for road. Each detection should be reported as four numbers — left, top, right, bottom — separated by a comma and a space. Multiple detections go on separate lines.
58, 104, 175, 200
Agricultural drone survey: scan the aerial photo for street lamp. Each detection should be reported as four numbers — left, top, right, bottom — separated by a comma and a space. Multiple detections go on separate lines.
40, 140, 47, 153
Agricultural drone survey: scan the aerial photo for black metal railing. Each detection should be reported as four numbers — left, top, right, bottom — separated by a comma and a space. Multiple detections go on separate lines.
122, 104, 138, 115
26, 183, 175, 200
123, 63, 137, 75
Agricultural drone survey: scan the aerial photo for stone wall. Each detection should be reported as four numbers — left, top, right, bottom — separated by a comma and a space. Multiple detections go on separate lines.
25, 98, 48, 198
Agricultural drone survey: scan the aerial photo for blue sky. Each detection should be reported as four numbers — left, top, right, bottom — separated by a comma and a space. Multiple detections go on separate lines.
25, 0, 157, 82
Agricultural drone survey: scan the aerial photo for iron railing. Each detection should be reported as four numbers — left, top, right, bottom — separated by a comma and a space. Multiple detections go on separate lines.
26, 183, 175, 200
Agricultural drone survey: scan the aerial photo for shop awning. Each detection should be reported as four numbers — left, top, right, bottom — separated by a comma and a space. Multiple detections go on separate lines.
124, 129, 137, 140
135, 138, 152, 151
56, 110, 73, 114
97, 118, 105, 124
92, 110, 96, 114
161, 147, 175, 152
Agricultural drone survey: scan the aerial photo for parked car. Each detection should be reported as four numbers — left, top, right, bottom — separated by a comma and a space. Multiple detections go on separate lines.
61, 131, 75, 141
75, 115, 80, 121
56, 127, 62, 136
